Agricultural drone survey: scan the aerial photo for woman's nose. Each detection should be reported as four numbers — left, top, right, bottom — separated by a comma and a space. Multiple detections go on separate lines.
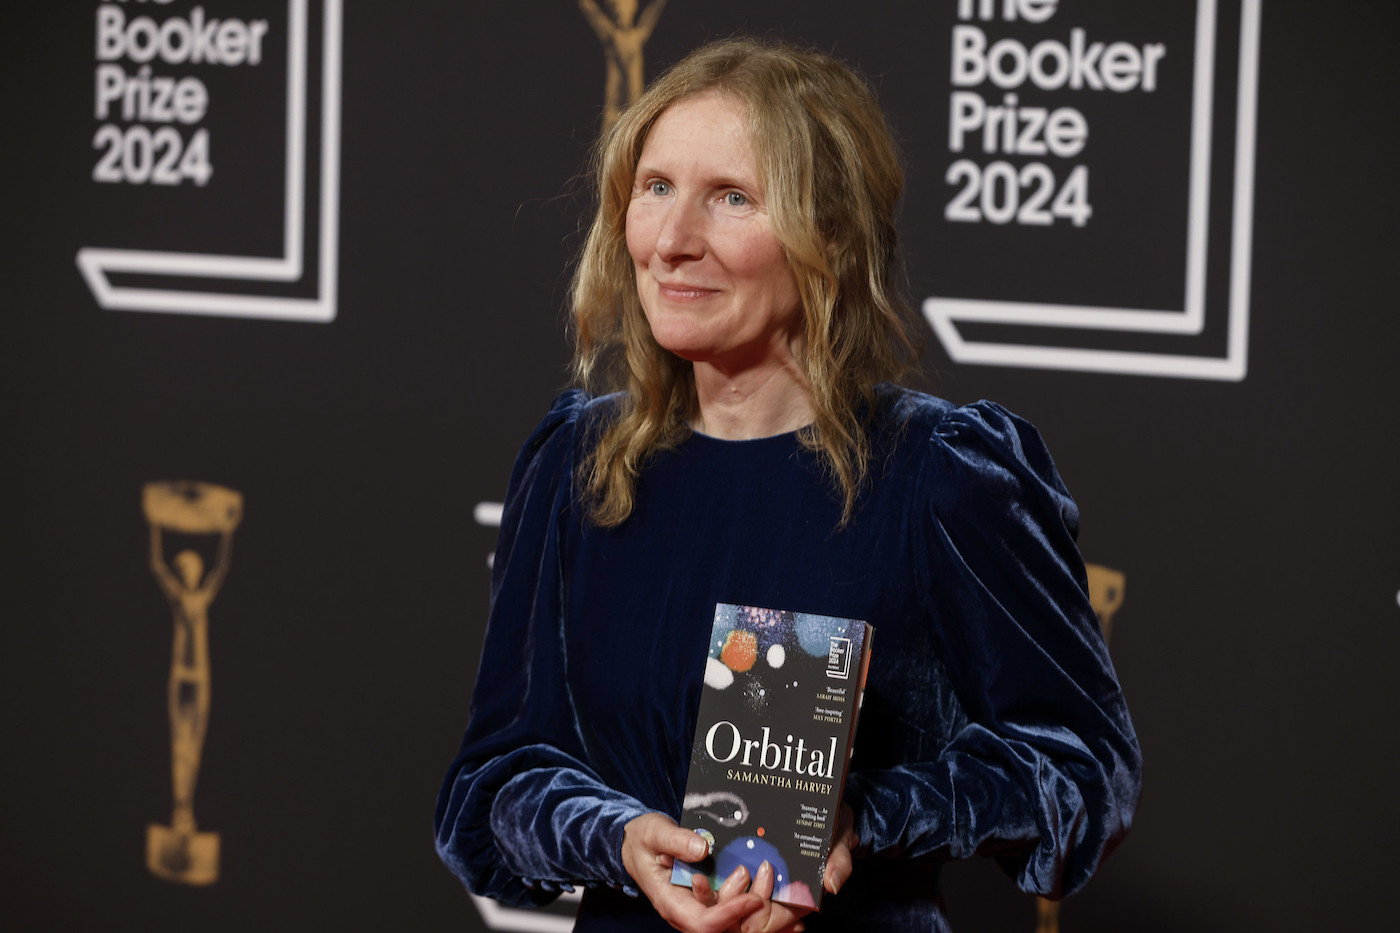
655, 199, 705, 263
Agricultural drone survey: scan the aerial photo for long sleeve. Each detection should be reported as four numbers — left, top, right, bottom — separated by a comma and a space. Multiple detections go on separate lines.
434, 391, 653, 906
844, 401, 1141, 898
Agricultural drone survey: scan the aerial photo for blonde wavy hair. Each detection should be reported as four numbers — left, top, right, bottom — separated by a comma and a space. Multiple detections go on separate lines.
571, 37, 922, 526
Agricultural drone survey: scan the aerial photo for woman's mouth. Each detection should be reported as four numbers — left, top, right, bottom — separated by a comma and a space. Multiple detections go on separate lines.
657, 282, 719, 300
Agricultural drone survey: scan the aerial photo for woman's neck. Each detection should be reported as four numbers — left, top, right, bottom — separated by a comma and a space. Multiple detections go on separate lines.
690, 360, 815, 440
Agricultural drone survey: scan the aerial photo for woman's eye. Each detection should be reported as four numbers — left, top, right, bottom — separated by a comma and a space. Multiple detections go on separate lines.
724, 191, 749, 207
649, 181, 671, 197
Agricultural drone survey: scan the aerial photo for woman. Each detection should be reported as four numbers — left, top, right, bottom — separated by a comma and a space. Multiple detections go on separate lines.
435, 37, 1140, 933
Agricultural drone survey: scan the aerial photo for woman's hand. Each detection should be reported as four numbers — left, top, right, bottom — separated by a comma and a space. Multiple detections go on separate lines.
713, 804, 857, 933
623, 805, 857, 933
622, 812, 765, 933
821, 804, 858, 897
702, 857, 810, 933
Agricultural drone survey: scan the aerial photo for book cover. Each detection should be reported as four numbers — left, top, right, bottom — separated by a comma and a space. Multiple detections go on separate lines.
670, 603, 873, 909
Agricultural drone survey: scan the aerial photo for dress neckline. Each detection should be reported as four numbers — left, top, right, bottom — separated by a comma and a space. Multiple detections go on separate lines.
685, 424, 807, 447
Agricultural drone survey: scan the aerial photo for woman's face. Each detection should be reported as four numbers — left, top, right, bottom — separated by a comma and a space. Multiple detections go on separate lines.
625, 92, 803, 375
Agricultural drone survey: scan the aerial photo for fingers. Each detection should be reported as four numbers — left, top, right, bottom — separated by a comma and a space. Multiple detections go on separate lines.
733, 862, 812, 933
823, 803, 859, 895
653, 822, 711, 864
740, 908, 806, 933
752, 860, 774, 899
738, 900, 808, 933
651, 870, 763, 932
626, 813, 710, 872
690, 872, 717, 907
717, 864, 750, 900
625, 814, 771, 933
823, 845, 852, 895
660, 889, 763, 933
697, 893, 765, 931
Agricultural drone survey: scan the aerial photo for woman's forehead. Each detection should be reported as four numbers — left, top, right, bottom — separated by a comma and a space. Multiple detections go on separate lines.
636, 93, 759, 179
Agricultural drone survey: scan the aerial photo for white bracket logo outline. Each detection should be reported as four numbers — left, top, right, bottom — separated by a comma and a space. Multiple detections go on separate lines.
470, 891, 582, 933
924, 0, 1261, 380
75, 0, 343, 323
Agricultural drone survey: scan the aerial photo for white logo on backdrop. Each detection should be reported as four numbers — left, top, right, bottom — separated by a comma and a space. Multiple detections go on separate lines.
76, 0, 343, 323
925, 0, 1262, 381
475, 501, 504, 569
471, 891, 583, 933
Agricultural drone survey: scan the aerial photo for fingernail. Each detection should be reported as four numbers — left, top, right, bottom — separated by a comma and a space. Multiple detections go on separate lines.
690, 837, 707, 859
720, 864, 748, 896
754, 859, 775, 897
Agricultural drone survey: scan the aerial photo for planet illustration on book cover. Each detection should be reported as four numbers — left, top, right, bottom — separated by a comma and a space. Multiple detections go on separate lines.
673, 603, 872, 909
673, 830, 816, 908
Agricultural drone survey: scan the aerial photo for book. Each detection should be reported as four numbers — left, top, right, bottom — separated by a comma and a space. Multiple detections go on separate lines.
670, 603, 873, 909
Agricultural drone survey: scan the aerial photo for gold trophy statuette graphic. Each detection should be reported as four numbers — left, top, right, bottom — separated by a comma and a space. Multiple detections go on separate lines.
1084, 563, 1126, 641
579, 0, 667, 130
143, 481, 243, 886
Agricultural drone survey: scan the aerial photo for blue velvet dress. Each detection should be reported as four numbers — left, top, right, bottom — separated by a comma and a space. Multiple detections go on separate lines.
435, 387, 1141, 931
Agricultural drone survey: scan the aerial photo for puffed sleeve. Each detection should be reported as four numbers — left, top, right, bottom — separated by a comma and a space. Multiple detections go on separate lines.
434, 391, 654, 906
843, 401, 1141, 898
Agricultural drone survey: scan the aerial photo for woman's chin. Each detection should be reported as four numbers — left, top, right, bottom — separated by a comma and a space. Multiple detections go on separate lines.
648, 328, 715, 364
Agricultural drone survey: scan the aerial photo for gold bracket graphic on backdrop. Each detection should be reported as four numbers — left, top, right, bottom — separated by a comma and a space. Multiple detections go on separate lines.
143, 481, 243, 886
1034, 562, 1125, 933
578, 0, 667, 131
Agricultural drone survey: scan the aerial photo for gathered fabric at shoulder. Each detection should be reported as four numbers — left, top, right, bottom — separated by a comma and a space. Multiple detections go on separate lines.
844, 393, 1140, 898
